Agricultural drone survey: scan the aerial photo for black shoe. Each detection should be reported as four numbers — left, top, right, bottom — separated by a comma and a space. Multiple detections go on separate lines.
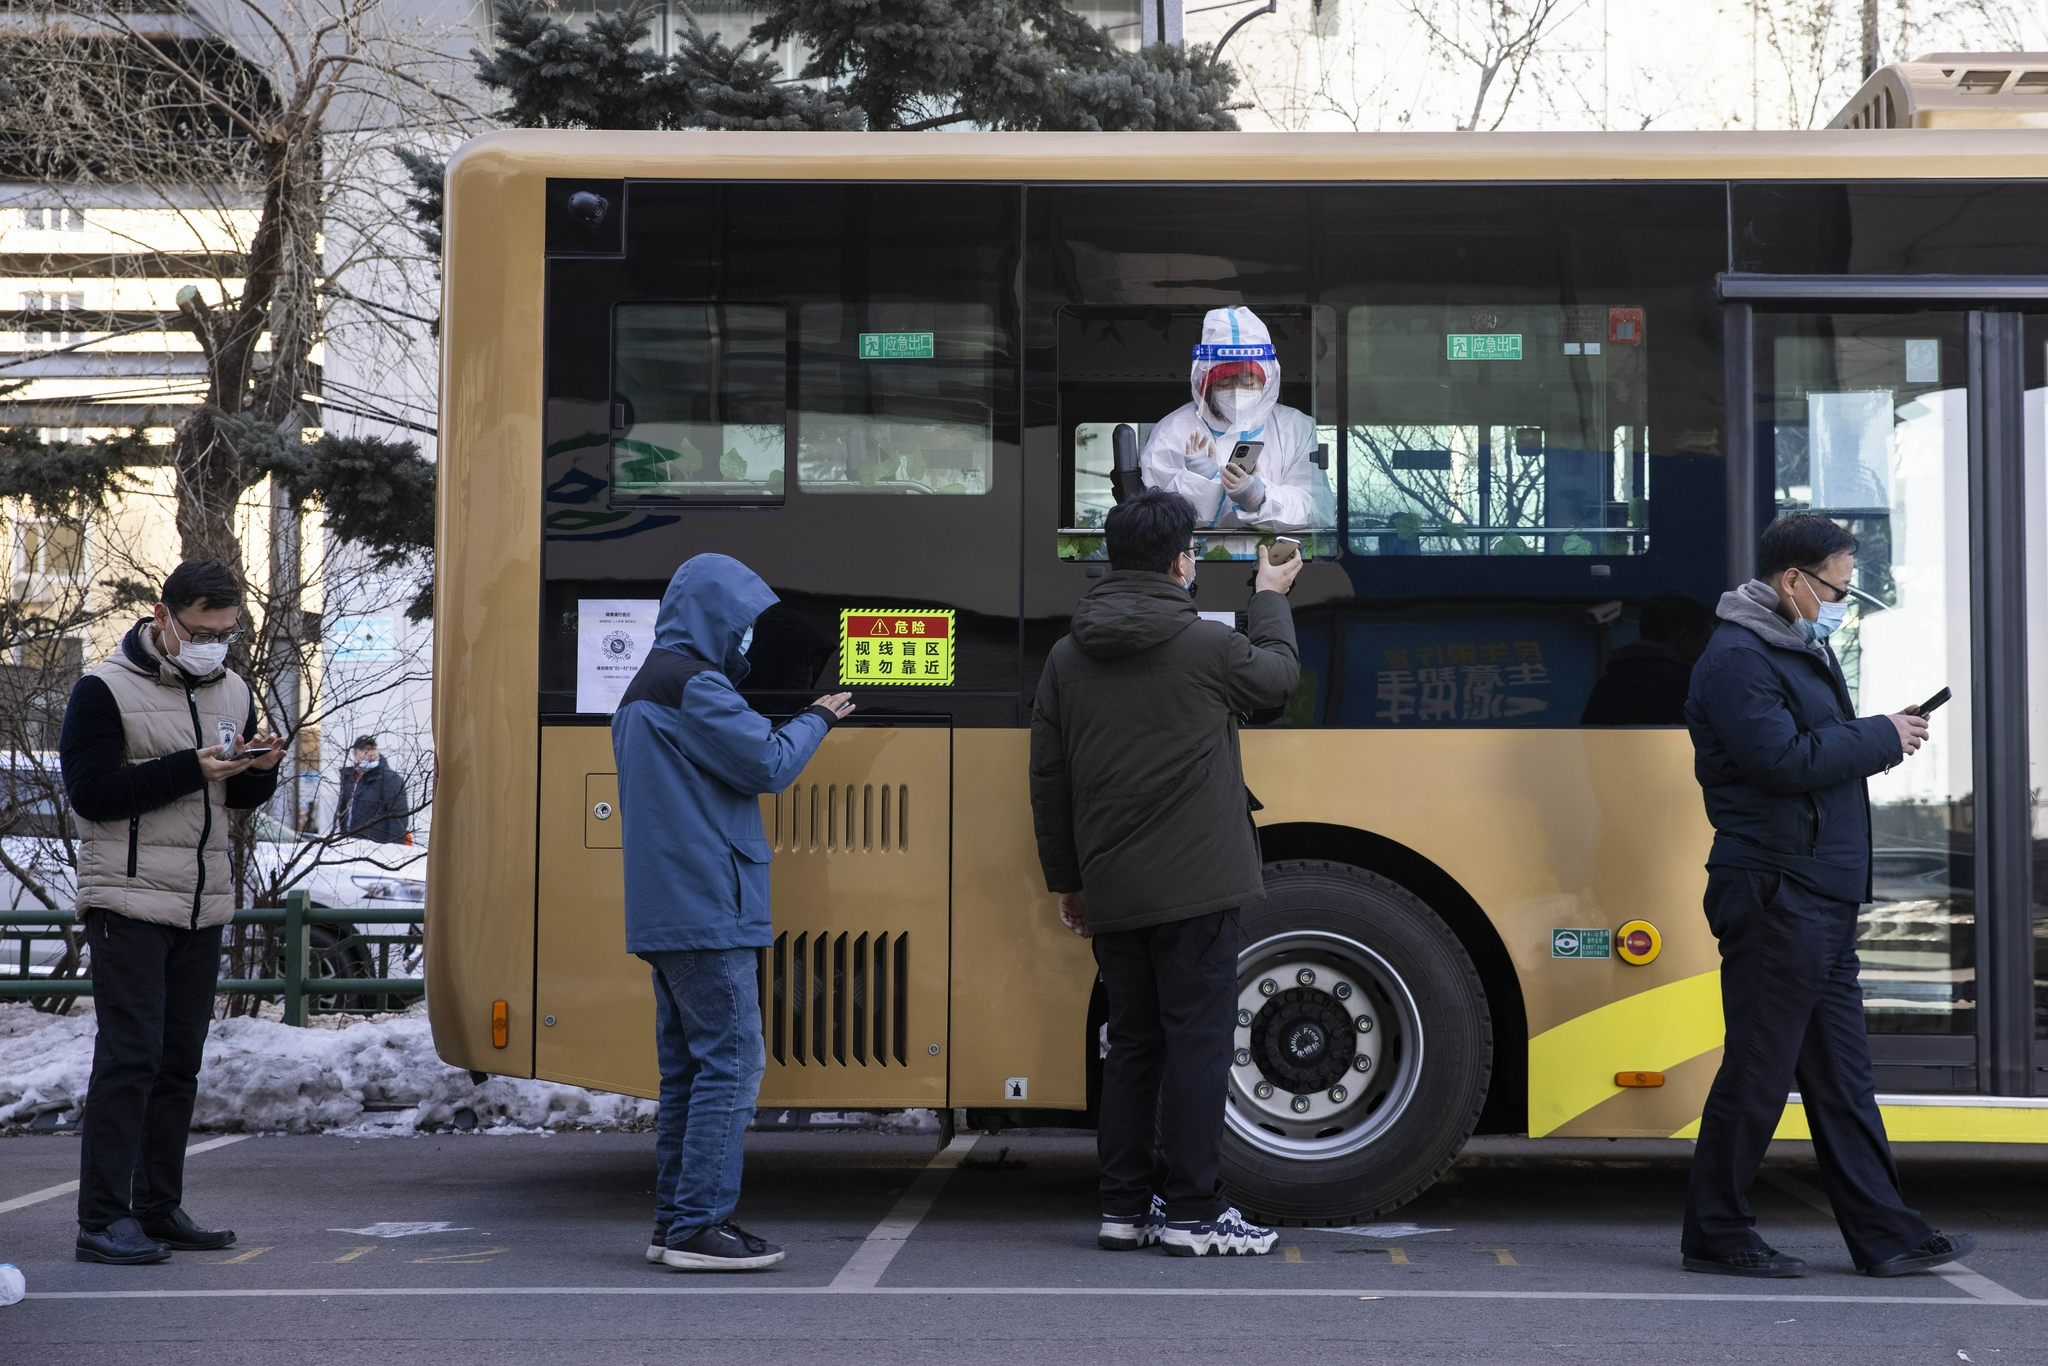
659, 1220, 785, 1271
1865, 1231, 1975, 1278
76, 1218, 171, 1265
1682, 1245, 1807, 1278
138, 1208, 236, 1252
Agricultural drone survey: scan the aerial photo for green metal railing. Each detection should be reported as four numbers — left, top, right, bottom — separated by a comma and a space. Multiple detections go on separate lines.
0, 889, 425, 1025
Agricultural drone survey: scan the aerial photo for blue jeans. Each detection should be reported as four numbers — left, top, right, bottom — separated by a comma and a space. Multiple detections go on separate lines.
640, 948, 765, 1242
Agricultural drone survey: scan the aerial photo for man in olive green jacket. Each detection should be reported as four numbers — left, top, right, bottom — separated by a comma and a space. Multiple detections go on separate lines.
1029, 487, 1300, 1258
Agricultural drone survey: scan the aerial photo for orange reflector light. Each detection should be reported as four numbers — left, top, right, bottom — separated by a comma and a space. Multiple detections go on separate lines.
491, 999, 509, 1049
1615, 1071, 1664, 1087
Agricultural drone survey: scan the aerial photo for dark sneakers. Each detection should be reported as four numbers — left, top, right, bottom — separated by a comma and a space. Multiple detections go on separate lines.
138, 1208, 236, 1252
1098, 1195, 1167, 1251
646, 1222, 670, 1264
76, 1218, 171, 1265
1866, 1231, 1976, 1278
1161, 1206, 1279, 1258
660, 1220, 785, 1271
1682, 1245, 1808, 1278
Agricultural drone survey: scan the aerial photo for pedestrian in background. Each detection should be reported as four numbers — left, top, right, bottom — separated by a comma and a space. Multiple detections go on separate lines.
334, 735, 409, 844
59, 559, 284, 1265
1030, 487, 1301, 1257
1681, 514, 1973, 1278
612, 553, 853, 1271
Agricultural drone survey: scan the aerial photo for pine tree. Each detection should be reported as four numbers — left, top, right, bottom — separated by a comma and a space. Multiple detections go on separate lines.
467, 0, 1237, 133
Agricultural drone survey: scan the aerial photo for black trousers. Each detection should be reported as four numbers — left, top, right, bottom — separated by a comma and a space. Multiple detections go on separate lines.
1682, 869, 1932, 1268
77, 909, 221, 1231
1092, 909, 1239, 1223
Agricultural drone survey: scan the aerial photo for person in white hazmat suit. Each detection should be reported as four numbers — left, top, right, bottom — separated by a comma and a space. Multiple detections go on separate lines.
1140, 307, 1334, 549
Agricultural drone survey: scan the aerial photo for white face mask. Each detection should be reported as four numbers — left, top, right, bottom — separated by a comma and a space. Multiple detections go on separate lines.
1208, 388, 1252, 425
165, 617, 230, 676
739, 626, 755, 655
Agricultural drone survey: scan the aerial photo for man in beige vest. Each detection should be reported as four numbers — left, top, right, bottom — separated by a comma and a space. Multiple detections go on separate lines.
59, 559, 284, 1265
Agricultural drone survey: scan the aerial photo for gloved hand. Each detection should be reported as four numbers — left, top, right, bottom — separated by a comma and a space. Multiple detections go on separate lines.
1222, 464, 1266, 511
1183, 451, 1221, 480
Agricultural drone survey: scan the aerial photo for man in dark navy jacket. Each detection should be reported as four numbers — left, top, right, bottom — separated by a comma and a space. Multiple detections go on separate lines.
1681, 515, 1972, 1279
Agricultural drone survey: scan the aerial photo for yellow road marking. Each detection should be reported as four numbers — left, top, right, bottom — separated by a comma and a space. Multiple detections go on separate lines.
1283, 1245, 1303, 1263
331, 1247, 376, 1263
1386, 1247, 1409, 1265
215, 1246, 274, 1265
1484, 1248, 1518, 1265
409, 1247, 509, 1265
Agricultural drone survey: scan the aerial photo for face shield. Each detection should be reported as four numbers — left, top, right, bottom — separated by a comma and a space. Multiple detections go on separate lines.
1191, 307, 1281, 434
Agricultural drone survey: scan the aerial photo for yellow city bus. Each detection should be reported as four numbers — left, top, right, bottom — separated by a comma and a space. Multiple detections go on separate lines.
431, 115, 2048, 1224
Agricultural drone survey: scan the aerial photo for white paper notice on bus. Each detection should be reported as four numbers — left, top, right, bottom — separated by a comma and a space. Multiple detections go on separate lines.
577, 599, 659, 713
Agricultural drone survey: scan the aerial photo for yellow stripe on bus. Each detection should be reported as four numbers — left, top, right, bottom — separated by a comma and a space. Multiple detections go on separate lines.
1675, 1104, 2048, 1143
1527, 970, 1724, 1136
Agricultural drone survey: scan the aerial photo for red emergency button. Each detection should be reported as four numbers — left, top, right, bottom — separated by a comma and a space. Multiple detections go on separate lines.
1617, 919, 1661, 966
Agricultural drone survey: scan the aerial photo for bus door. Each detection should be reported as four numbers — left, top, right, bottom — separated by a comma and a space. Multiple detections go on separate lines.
533, 181, 1022, 1105
1741, 298, 2027, 1098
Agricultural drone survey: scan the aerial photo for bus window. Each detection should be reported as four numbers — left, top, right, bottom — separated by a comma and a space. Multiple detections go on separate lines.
796, 302, 997, 496
1346, 305, 1650, 557
611, 303, 786, 503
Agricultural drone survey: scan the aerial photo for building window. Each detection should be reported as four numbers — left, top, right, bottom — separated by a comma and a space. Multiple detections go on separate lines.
20, 292, 86, 344
13, 521, 86, 599
18, 207, 84, 231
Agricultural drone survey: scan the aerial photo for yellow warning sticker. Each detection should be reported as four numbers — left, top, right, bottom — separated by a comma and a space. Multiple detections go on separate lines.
839, 609, 955, 685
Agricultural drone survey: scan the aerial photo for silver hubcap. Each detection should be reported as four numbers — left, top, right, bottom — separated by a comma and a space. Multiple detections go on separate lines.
1226, 930, 1423, 1159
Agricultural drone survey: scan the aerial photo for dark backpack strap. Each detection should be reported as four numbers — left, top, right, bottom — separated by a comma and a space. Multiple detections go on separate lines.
617, 648, 718, 710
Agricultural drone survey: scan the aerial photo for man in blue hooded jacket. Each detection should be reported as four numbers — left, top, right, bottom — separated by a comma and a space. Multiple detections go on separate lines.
1680, 514, 1971, 1280
612, 554, 852, 1271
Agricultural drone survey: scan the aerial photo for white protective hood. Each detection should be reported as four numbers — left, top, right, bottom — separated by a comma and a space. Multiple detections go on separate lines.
1190, 307, 1282, 436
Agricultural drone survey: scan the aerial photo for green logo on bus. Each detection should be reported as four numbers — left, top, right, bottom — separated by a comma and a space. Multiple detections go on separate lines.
1446, 333, 1522, 361
1551, 928, 1611, 959
859, 332, 934, 360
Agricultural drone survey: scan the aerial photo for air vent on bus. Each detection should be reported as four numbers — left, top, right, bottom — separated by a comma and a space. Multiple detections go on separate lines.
770, 783, 910, 853
761, 930, 908, 1067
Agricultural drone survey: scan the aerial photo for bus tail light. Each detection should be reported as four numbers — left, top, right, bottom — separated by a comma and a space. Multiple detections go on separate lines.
1615, 1071, 1663, 1087
491, 999, 508, 1049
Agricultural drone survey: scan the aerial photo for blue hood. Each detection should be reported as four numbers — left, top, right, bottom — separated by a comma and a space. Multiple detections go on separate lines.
653, 553, 777, 683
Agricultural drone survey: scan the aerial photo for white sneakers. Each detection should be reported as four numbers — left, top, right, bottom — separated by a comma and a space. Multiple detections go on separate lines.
1161, 1206, 1279, 1258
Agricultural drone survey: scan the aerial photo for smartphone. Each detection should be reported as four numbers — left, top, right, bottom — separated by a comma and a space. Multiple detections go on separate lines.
1228, 440, 1263, 475
1910, 686, 1951, 719
235, 747, 274, 758
1267, 536, 1303, 566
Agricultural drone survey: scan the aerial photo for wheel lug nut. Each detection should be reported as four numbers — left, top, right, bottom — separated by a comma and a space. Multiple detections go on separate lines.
1234, 1048, 1252, 1066
1259, 978, 1278, 997
1354, 1055, 1371, 1073
1328, 1085, 1348, 1103
1296, 968, 1316, 986
1290, 1095, 1311, 1114
1333, 982, 1352, 1000
1254, 1081, 1274, 1099
1237, 1008, 1253, 1027
1355, 1015, 1373, 1033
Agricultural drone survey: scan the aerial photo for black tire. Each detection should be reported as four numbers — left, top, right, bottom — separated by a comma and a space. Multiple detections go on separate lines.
1220, 860, 1491, 1226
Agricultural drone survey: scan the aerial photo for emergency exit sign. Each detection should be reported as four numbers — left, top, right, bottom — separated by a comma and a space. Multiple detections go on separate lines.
1446, 334, 1523, 361
859, 332, 934, 359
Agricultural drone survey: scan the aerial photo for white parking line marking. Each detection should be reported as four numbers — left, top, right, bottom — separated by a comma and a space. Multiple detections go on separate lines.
22, 1284, 2047, 1304
0, 1135, 248, 1216
1757, 1168, 2022, 1304
829, 1135, 979, 1290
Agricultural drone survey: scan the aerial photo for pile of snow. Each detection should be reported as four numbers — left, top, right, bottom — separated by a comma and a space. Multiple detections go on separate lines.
0, 1001, 655, 1135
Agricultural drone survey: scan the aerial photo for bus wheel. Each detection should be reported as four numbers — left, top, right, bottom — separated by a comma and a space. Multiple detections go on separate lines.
1220, 860, 1490, 1225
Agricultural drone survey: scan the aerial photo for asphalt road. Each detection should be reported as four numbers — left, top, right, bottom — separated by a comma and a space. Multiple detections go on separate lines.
2, 1129, 2044, 1364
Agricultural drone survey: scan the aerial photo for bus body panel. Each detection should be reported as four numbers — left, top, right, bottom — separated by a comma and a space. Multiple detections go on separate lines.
949, 729, 1097, 1109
